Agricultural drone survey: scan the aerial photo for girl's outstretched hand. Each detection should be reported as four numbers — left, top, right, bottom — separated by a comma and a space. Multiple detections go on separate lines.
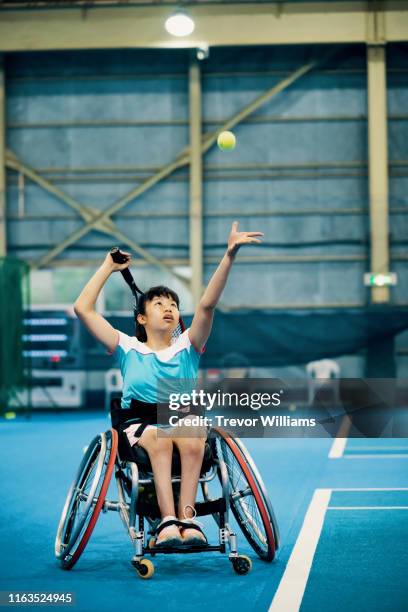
227, 221, 264, 256
103, 249, 132, 272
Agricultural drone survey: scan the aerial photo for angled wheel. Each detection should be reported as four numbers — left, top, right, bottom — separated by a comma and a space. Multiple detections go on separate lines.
211, 427, 278, 562
232, 554, 252, 575
55, 429, 118, 569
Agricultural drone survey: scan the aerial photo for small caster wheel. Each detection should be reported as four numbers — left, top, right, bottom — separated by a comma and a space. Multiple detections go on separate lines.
136, 558, 154, 579
232, 555, 252, 575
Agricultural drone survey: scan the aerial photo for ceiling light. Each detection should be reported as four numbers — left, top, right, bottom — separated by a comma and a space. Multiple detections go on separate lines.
165, 11, 195, 37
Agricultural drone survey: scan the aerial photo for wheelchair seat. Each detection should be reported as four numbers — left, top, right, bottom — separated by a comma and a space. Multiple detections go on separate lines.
110, 397, 214, 476
126, 441, 214, 476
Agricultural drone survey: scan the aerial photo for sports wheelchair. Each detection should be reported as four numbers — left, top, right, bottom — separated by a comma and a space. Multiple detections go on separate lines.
55, 399, 280, 578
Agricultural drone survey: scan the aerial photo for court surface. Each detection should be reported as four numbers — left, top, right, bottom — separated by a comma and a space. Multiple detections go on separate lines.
1, 413, 407, 612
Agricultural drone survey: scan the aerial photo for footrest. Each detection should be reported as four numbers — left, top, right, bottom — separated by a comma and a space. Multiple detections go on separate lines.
146, 544, 222, 555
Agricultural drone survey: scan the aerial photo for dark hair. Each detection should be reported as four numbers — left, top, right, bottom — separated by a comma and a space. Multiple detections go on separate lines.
134, 285, 180, 342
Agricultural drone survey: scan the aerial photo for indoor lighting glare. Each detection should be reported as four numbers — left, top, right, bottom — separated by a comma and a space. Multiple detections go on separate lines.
165, 11, 195, 37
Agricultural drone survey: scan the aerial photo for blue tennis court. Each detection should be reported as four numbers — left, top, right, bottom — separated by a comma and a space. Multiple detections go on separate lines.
1, 413, 407, 611
1, 6, 408, 610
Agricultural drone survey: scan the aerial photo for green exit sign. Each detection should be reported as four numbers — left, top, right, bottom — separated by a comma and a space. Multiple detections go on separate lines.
364, 272, 397, 287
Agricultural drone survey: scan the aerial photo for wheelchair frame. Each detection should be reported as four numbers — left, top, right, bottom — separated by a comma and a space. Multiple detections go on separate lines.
55, 426, 279, 578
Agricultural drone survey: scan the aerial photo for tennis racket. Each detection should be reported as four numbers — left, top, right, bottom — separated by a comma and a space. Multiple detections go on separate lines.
109, 247, 185, 341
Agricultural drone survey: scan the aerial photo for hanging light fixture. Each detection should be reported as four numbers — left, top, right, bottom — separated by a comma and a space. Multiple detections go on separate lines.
165, 10, 195, 37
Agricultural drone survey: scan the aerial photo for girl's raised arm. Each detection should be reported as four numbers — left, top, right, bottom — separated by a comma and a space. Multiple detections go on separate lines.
189, 222, 263, 351
74, 251, 131, 353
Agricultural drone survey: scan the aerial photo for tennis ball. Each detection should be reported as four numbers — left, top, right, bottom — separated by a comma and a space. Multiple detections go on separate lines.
4, 411, 16, 420
217, 131, 236, 151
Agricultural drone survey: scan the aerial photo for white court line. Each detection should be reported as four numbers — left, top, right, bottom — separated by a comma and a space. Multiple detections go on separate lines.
346, 446, 408, 451
328, 437, 347, 459
328, 506, 408, 510
328, 415, 352, 459
269, 489, 331, 612
343, 454, 408, 459
330, 487, 408, 491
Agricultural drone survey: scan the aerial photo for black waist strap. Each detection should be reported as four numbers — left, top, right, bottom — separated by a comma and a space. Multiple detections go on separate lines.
110, 397, 158, 430
110, 397, 191, 431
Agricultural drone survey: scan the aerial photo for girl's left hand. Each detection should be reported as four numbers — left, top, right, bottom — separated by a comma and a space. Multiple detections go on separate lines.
227, 221, 264, 256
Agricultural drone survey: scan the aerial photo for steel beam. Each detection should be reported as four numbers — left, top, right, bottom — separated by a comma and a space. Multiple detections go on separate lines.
0, 55, 5, 255
367, 44, 390, 303
6, 150, 190, 286
1, 3, 408, 51
26, 250, 408, 268
16, 206, 408, 220
6, 150, 115, 230
31, 60, 316, 269
189, 58, 203, 307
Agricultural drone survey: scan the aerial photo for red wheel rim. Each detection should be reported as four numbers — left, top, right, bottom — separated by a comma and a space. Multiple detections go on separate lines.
213, 427, 275, 561
61, 428, 118, 569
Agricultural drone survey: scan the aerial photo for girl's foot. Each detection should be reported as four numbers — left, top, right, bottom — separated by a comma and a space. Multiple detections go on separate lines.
180, 520, 208, 546
155, 516, 183, 547
179, 505, 208, 546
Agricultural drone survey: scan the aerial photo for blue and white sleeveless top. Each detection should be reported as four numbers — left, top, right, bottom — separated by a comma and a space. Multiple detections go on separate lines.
111, 328, 203, 409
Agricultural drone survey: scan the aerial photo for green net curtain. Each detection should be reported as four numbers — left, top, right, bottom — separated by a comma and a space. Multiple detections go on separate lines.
0, 257, 30, 413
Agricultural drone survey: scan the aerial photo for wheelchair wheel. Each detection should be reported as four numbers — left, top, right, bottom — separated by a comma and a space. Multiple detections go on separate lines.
55, 429, 118, 569
212, 427, 277, 562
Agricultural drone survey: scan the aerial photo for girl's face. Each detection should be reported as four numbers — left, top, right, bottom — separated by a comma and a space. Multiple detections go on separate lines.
137, 294, 180, 335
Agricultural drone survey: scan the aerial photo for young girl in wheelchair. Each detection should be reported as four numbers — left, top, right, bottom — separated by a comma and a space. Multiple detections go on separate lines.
74, 222, 263, 548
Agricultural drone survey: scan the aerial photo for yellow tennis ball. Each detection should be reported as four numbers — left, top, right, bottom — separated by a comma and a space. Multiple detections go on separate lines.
217, 131, 236, 151
4, 411, 16, 420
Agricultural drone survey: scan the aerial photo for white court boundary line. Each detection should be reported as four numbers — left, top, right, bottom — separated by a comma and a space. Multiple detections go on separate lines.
328, 437, 347, 459
343, 454, 408, 459
330, 487, 408, 491
346, 446, 408, 451
328, 416, 352, 459
269, 487, 408, 611
269, 489, 331, 612
328, 506, 408, 510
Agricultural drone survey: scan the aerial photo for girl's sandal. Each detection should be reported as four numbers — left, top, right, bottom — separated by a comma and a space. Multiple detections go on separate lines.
155, 516, 184, 547
180, 521, 208, 546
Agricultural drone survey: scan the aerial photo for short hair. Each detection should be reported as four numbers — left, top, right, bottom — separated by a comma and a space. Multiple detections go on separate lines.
134, 285, 180, 342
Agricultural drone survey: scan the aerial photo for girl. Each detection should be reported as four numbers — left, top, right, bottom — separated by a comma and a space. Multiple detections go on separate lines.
73, 221, 263, 547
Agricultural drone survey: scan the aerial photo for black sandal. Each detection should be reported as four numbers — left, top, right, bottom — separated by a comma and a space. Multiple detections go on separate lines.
180, 519, 208, 546
154, 516, 184, 547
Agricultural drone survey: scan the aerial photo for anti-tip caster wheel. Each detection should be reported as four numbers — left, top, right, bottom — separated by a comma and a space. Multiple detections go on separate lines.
231, 555, 252, 575
134, 558, 154, 579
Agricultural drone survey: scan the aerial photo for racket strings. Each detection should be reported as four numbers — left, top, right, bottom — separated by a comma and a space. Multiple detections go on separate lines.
172, 320, 185, 343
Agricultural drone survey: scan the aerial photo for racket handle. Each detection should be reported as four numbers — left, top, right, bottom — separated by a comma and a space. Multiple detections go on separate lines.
110, 246, 128, 264
121, 268, 134, 286
110, 247, 133, 285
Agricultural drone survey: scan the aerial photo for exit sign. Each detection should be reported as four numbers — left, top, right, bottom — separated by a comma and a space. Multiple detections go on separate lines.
364, 272, 397, 287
